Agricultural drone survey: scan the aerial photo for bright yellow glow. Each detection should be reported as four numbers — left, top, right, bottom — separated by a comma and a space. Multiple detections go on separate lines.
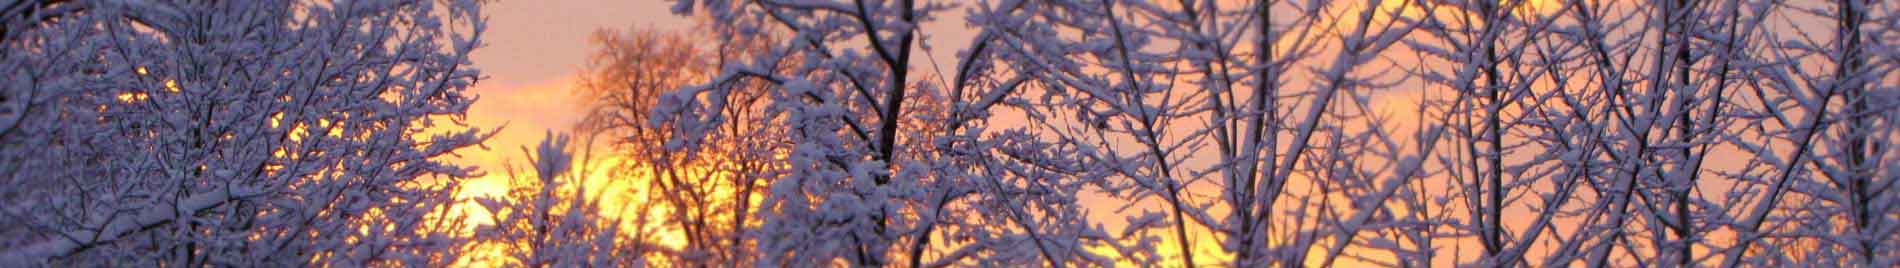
269, 112, 285, 129
427, 1, 1580, 265
116, 91, 148, 102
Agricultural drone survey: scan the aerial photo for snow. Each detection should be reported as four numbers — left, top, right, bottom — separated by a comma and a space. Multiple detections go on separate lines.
2, 0, 1896, 267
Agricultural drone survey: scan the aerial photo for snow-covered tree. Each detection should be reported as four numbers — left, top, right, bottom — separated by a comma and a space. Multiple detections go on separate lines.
1399, 0, 1900, 266
661, 0, 1900, 267
658, 0, 1116, 267
1715, 0, 1899, 266
1401, 0, 1615, 266
0, 0, 489, 266
982, 0, 1442, 266
7, 0, 1892, 266
472, 131, 653, 267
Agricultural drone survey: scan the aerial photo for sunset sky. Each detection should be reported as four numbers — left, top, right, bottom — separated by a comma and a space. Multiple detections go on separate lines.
454, 0, 979, 173
446, 1, 1507, 264
4, 0, 1885, 266
448, 1, 1848, 266
455, 0, 680, 168
450, 0, 984, 213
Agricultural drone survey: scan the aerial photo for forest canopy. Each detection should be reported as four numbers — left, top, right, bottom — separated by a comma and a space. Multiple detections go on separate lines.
1, 0, 1897, 267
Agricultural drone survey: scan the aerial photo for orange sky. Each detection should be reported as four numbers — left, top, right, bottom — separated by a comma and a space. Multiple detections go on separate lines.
439, 1, 988, 263
449, 0, 693, 195
449, 0, 983, 206
444, 0, 1469, 265
452, 0, 977, 168
445, 1, 1761, 266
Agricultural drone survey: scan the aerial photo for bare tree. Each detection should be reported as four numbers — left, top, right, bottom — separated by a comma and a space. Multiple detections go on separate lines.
574, 25, 780, 267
